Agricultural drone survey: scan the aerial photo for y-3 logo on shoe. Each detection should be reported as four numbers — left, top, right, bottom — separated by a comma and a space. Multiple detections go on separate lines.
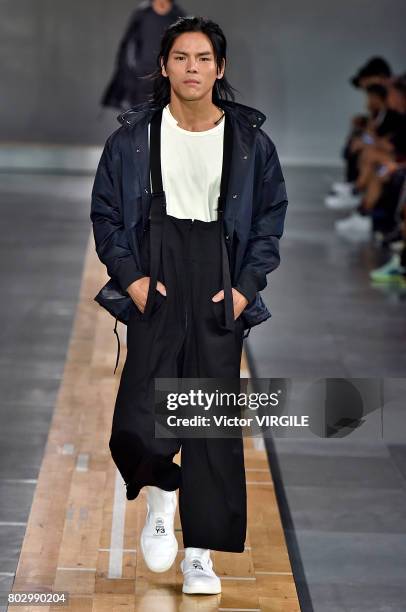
192, 560, 204, 570
155, 517, 166, 535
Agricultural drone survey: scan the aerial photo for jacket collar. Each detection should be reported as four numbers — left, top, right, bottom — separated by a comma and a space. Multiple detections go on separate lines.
118, 100, 266, 228
117, 99, 266, 131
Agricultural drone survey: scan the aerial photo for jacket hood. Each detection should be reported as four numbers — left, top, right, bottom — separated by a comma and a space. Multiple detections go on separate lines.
117, 100, 266, 131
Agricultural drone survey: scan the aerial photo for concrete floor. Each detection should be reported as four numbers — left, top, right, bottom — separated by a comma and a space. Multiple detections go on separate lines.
250, 166, 406, 378
0, 167, 405, 611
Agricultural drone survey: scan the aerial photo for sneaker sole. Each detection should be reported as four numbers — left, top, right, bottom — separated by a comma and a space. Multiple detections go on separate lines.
182, 582, 222, 595
335, 229, 371, 238
370, 274, 405, 283
334, 225, 369, 232
325, 201, 359, 210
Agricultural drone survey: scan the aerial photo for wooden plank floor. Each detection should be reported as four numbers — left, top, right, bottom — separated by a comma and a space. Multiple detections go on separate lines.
8, 234, 300, 612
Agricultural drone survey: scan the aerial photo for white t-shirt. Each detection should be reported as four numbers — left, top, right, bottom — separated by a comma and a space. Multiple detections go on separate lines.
148, 104, 224, 221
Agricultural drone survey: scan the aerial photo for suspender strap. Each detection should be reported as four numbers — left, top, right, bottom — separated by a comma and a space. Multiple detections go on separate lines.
217, 110, 233, 215
143, 108, 166, 319
145, 106, 235, 334
150, 107, 164, 193
217, 112, 235, 332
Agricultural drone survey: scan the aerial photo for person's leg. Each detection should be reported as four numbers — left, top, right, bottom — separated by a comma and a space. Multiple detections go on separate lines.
177, 220, 247, 554
109, 302, 182, 500
177, 240, 246, 594
110, 216, 195, 573
356, 146, 393, 191
402, 203, 406, 272
347, 149, 360, 184
179, 436, 246, 552
109, 219, 185, 501
363, 173, 384, 211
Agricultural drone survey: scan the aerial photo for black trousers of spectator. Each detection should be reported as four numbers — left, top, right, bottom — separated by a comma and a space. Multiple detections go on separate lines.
109, 212, 247, 553
343, 140, 360, 183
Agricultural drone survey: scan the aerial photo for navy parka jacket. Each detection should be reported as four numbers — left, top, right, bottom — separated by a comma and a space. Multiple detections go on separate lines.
90, 99, 288, 337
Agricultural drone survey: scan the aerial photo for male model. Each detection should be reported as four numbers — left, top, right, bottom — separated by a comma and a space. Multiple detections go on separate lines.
91, 16, 288, 595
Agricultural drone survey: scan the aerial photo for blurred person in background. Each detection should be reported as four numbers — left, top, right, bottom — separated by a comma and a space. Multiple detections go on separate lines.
352, 83, 404, 192
350, 56, 393, 89
369, 76, 406, 283
101, 0, 185, 110
335, 79, 406, 240
369, 176, 406, 285
325, 56, 392, 210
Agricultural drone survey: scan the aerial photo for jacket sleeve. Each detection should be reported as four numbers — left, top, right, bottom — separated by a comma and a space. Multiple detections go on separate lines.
234, 135, 288, 303
90, 135, 146, 292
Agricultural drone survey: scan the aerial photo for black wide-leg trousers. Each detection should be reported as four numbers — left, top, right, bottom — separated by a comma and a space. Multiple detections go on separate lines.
109, 213, 247, 552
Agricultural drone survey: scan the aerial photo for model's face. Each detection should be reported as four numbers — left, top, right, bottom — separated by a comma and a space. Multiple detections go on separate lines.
161, 32, 225, 102
152, 0, 172, 15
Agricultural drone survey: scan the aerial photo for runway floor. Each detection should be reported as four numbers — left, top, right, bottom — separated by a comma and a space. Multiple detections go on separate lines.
4, 231, 300, 612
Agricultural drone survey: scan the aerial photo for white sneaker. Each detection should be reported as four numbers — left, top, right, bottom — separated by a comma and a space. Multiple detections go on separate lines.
140, 486, 178, 573
335, 212, 372, 239
325, 192, 361, 210
331, 181, 354, 195
389, 240, 405, 254
181, 548, 221, 595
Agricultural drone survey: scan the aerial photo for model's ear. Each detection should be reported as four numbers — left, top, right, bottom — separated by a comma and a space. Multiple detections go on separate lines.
217, 58, 225, 80
161, 58, 168, 78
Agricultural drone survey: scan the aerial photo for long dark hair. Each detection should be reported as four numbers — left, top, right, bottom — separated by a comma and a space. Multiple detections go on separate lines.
146, 16, 238, 107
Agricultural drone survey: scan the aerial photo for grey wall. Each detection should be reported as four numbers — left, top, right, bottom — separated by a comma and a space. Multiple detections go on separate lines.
1, 0, 405, 163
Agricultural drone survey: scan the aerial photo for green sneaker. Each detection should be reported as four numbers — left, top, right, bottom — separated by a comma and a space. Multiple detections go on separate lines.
370, 254, 406, 282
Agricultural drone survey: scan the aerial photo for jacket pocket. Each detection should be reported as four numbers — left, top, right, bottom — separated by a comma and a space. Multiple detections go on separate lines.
132, 290, 167, 321
211, 297, 244, 333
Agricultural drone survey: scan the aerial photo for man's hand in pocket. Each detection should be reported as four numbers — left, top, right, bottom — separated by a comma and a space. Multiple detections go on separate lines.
212, 288, 248, 320
127, 277, 167, 313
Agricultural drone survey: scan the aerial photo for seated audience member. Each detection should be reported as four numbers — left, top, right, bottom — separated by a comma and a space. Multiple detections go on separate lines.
369, 171, 406, 284
335, 78, 406, 240
326, 57, 392, 209
350, 56, 393, 90
325, 115, 369, 210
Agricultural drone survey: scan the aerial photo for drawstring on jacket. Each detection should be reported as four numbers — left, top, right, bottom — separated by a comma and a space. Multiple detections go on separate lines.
113, 317, 120, 374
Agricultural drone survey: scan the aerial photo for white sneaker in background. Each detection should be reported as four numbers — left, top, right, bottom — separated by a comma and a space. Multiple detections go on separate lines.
140, 486, 178, 573
325, 192, 361, 210
331, 181, 355, 195
181, 548, 221, 595
334, 212, 372, 240
389, 240, 405, 254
